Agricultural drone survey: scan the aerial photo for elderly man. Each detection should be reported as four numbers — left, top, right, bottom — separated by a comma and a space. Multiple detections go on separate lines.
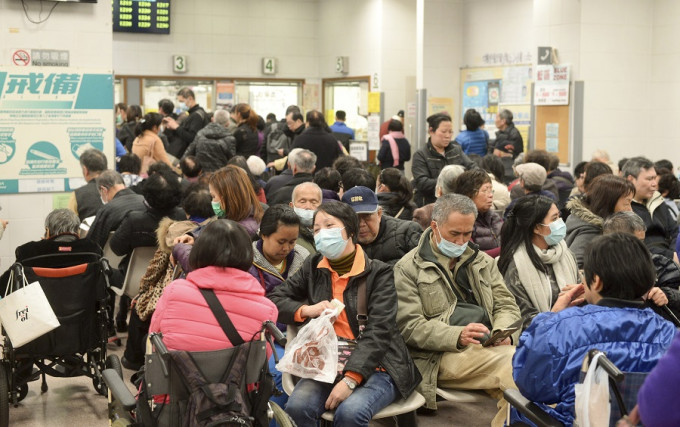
182, 109, 235, 172
267, 149, 317, 205
289, 181, 322, 254
341, 186, 422, 266
69, 148, 108, 221
394, 194, 521, 426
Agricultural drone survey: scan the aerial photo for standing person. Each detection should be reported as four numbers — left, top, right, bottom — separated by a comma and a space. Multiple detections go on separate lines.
455, 109, 489, 156
268, 201, 421, 426
330, 110, 355, 140
498, 196, 579, 331
377, 119, 411, 171
379, 110, 403, 140
119, 105, 142, 151
376, 168, 417, 220
162, 87, 209, 158
131, 113, 175, 175
231, 103, 260, 158
182, 109, 235, 172
157, 98, 177, 152
291, 110, 343, 170
493, 109, 523, 159
68, 148, 107, 221
411, 113, 476, 207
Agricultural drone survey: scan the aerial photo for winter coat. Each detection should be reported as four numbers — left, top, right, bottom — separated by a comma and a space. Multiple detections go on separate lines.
377, 135, 411, 170
632, 191, 679, 260
291, 127, 343, 170
564, 198, 603, 268
149, 266, 278, 353
132, 130, 174, 175
233, 123, 259, 158
362, 215, 422, 266
493, 122, 523, 158
86, 188, 145, 250
454, 128, 488, 156
183, 123, 235, 172
321, 189, 340, 203
267, 173, 313, 206
264, 169, 293, 199
512, 299, 676, 426
472, 210, 502, 254
168, 105, 208, 158
296, 226, 316, 255
269, 249, 421, 399
394, 230, 521, 409
637, 333, 680, 427
412, 140, 476, 207
377, 192, 416, 220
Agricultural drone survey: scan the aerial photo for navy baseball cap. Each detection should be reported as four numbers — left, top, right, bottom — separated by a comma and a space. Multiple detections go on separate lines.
341, 186, 379, 214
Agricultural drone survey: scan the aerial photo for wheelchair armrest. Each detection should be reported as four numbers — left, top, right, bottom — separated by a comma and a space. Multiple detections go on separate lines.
102, 369, 137, 411
503, 388, 564, 427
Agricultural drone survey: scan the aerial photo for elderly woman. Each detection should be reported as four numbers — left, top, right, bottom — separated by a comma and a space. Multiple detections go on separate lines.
565, 174, 635, 267
269, 201, 420, 426
454, 169, 503, 257
498, 195, 579, 331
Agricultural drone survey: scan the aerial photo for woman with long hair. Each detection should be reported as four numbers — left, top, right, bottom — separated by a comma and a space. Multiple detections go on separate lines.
231, 103, 260, 158
208, 165, 264, 238
498, 195, 579, 331
376, 168, 416, 220
131, 112, 175, 175
227, 155, 266, 203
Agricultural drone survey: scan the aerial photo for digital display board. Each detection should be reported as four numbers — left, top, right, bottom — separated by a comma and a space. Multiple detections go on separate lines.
113, 0, 170, 34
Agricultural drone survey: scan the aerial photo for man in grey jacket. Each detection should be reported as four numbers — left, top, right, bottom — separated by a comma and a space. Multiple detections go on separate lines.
182, 109, 235, 172
394, 194, 520, 426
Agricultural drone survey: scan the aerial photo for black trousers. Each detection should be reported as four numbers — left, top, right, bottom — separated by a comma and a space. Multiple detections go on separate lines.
123, 309, 151, 366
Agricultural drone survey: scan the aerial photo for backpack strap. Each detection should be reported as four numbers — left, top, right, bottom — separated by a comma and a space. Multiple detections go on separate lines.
199, 288, 245, 346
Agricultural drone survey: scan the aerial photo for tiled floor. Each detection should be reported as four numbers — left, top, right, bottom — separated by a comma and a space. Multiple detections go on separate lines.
7, 332, 498, 426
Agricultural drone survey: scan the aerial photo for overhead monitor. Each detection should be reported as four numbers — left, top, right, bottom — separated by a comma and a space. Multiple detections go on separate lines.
113, 0, 170, 34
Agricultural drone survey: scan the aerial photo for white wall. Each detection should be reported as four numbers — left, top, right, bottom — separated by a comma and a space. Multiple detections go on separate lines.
0, 0, 112, 268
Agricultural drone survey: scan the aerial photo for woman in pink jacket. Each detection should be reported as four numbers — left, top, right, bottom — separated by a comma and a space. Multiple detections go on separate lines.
149, 219, 278, 352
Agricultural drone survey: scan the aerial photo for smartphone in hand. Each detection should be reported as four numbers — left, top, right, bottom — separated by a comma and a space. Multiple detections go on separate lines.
481, 318, 523, 347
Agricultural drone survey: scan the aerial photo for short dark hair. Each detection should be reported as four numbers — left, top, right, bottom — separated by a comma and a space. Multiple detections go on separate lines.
335, 110, 346, 121
548, 153, 560, 172
177, 87, 195, 100
342, 168, 376, 192
426, 112, 452, 132
658, 172, 680, 199
584, 175, 635, 219
158, 99, 175, 115
618, 158, 629, 173
259, 204, 300, 237
314, 201, 359, 244
148, 161, 174, 176
285, 105, 301, 115
574, 161, 588, 179
453, 169, 492, 199
655, 159, 674, 172
463, 109, 484, 132
266, 113, 277, 122
314, 167, 342, 193
480, 154, 505, 182
525, 150, 551, 171
289, 111, 303, 122
387, 119, 403, 132
143, 169, 182, 211
306, 110, 325, 128
333, 156, 362, 178
80, 149, 107, 173
583, 233, 655, 300
189, 219, 253, 271
126, 105, 143, 122
180, 155, 202, 178
182, 183, 214, 219
118, 153, 141, 175
378, 168, 413, 206
583, 161, 613, 191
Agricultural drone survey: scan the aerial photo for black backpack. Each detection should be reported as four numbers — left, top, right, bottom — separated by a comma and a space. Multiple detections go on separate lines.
265, 123, 291, 163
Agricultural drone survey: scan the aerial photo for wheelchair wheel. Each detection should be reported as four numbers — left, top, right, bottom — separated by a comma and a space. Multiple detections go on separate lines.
269, 401, 296, 427
16, 384, 28, 403
106, 355, 123, 380
0, 364, 9, 427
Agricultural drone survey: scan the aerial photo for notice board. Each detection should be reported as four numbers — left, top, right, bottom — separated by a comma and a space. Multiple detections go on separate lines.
534, 104, 570, 164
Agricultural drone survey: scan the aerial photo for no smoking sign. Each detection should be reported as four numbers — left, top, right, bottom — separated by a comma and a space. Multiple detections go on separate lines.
12, 50, 31, 66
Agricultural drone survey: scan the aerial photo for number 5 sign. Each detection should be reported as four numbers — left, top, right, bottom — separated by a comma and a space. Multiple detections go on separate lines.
173, 55, 187, 73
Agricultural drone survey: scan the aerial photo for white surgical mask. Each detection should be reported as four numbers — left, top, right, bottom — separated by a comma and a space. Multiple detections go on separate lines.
294, 207, 314, 226
314, 227, 349, 260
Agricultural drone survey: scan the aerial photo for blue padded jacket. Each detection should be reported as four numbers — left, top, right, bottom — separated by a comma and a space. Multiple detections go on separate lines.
511, 302, 677, 426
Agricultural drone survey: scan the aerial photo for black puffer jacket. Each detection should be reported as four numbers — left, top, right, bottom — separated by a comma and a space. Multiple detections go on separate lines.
412, 140, 476, 206
183, 123, 235, 172
233, 123, 260, 158
362, 215, 422, 266
269, 251, 421, 398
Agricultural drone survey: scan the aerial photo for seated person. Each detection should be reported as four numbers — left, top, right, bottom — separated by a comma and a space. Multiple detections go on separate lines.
150, 219, 278, 353
512, 233, 677, 426
118, 152, 143, 188
412, 164, 465, 230
341, 186, 422, 266
503, 162, 557, 219
269, 201, 420, 426
313, 167, 341, 203
498, 195, 579, 331
394, 194, 521, 426
288, 182, 322, 255
376, 168, 417, 220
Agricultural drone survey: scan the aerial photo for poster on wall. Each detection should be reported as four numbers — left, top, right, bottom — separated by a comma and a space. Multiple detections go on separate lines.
0, 68, 113, 194
462, 81, 501, 125
534, 65, 570, 105
216, 82, 234, 110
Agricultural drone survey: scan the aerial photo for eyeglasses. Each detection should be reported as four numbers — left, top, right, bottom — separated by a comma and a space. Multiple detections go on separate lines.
476, 187, 494, 195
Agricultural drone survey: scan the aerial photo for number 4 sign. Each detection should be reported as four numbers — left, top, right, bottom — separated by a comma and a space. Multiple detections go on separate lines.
262, 57, 277, 75
173, 55, 187, 73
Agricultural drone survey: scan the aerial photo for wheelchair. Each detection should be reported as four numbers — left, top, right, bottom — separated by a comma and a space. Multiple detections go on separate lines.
504, 349, 647, 427
104, 321, 296, 426
0, 252, 114, 426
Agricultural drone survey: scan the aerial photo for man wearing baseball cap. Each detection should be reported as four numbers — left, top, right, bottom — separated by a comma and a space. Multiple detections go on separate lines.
503, 162, 558, 218
341, 186, 422, 266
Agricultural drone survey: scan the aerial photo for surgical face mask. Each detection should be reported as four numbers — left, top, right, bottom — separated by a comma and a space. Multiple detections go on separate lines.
211, 200, 225, 217
540, 218, 567, 246
100, 196, 108, 205
314, 227, 349, 260
115, 114, 123, 125
435, 223, 467, 258
294, 207, 314, 226
178, 101, 188, 113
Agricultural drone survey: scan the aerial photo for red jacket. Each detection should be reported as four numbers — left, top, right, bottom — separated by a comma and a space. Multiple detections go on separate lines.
149, 266, 278, 354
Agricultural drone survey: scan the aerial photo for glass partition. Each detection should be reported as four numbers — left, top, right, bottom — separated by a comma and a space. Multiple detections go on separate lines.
234, 81, 301, 120
142, 79, 215, 114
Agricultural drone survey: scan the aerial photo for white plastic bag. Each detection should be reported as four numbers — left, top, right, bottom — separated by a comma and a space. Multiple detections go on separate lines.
574, 352, 611, 427
276, 309, 338, 383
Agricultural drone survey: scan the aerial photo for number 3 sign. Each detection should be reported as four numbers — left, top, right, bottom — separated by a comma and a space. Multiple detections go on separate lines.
173, 55, 187, 73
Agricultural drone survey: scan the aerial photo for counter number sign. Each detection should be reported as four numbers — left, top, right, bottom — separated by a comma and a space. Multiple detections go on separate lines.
262, 57, 276, 75
173, 55, 187, 73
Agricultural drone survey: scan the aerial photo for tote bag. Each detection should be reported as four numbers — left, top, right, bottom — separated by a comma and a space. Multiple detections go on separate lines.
0, 267, 60, 348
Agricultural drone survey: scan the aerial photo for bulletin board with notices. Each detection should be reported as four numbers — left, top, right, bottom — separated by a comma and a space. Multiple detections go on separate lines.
113, 0, 171, 35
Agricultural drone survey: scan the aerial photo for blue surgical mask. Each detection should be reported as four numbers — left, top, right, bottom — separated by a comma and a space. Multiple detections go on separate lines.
435, 223, 468, 258
211, 201, 225, 217
178, 102, 188, 112
294, 207, 314, 226
540, 218, 567, 246
314, 227, 349, 260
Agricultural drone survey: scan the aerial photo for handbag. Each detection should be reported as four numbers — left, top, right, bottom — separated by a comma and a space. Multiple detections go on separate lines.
0, 265, 60, 347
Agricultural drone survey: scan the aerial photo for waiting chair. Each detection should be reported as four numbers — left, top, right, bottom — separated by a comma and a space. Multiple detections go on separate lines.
281, 325, 425, 426
113, 246, 156, 298
101, 231, 124, 269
